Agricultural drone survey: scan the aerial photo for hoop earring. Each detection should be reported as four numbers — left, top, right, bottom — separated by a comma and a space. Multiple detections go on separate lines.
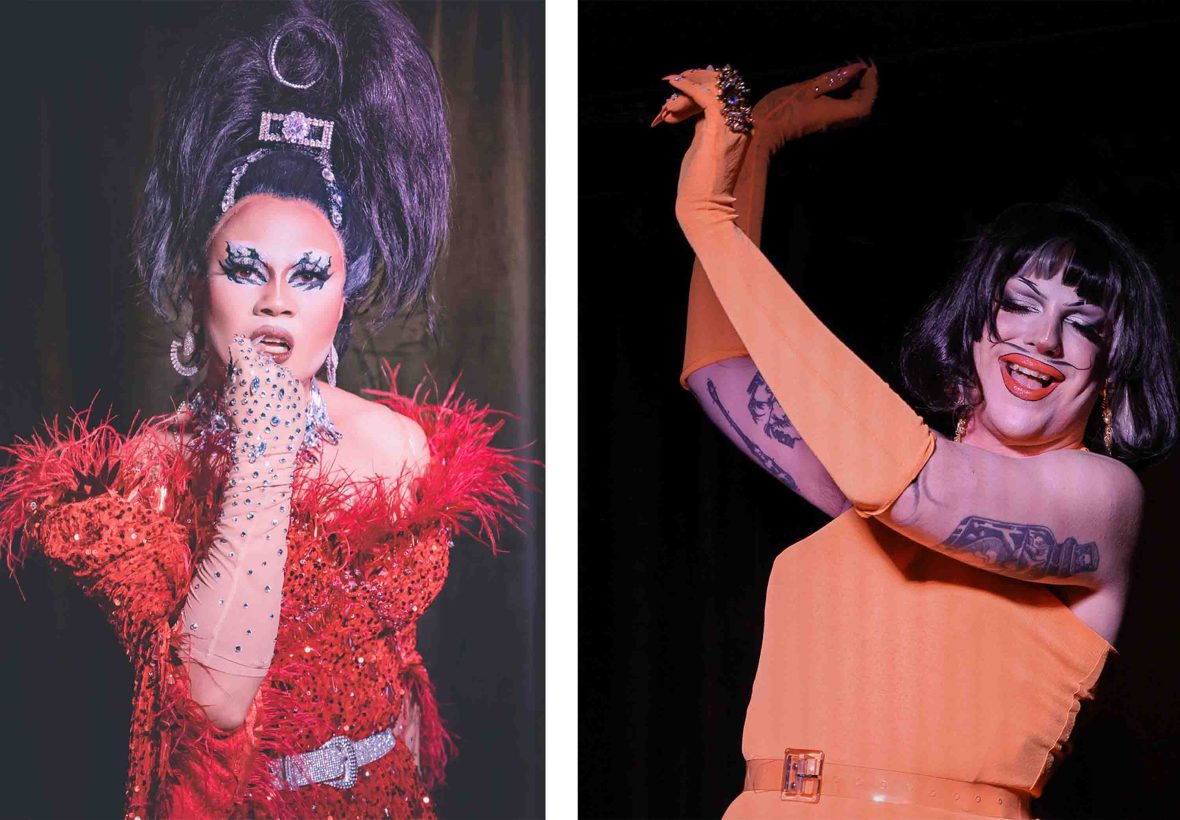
325, 343, 339, 388
170, 330, 200, 378
1102, 385, 1114, 455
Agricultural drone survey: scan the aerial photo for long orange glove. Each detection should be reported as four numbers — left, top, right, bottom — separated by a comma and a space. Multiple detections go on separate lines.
666, 65, 935, 516
661, 63, 880, 386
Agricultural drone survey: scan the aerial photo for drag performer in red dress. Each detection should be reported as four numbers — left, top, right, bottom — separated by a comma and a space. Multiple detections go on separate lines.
0, 2, 522, 817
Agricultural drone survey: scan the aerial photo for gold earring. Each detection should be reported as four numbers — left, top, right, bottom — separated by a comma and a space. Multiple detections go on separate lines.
1102, 385, 1114, 454
954, 414, 969, 443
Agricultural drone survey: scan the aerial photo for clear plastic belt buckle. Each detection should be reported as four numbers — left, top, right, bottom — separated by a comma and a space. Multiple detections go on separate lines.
781, 748, 823, 802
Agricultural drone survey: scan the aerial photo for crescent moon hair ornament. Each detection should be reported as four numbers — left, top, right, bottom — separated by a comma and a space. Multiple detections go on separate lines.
268, 29, 321, 91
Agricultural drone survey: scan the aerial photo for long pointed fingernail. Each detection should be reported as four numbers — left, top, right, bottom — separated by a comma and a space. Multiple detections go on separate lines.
650, 108, 667, 127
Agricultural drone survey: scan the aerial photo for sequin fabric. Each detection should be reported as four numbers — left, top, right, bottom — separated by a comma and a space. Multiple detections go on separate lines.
0, 370, 526, 819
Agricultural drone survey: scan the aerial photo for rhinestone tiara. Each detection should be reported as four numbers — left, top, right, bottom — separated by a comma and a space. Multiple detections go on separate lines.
218, 109, 344, 228
259, 110, 335, 152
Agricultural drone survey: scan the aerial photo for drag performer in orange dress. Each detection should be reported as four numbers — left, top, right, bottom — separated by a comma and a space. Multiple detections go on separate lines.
654, 63, 1177, 817
1, 3, 522, 818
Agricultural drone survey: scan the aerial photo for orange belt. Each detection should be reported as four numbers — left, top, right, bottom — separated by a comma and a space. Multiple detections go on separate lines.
745, 750, 1030, 819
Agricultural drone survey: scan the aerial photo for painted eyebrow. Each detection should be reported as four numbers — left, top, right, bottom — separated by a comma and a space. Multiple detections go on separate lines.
1015, 276, 1043, 295
223, 242, 270, 268
292, 250, 333, 268
222, 243, 335, 272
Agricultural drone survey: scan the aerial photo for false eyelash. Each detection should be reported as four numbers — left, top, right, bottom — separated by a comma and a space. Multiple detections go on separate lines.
1069, 321, 1103, 343
219, 261, 267, 285
998, 298, 1033, 313
1000, 299, 1103, 342
289, 266, 333, 291
289, 252, 332, 290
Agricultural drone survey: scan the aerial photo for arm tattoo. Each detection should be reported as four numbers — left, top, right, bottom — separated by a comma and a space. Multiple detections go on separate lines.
746, 373, 800, 448
943, 516, 1100, 579
707, 378, 799, 492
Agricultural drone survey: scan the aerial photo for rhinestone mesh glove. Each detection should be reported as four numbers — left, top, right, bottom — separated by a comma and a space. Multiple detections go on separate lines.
180, 337, 307, 676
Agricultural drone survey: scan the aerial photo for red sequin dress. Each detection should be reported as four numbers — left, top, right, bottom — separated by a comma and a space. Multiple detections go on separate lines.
0, 371, 525, 819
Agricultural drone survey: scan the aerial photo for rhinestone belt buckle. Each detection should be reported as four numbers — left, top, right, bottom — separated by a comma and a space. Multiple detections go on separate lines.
781, 748, 823, 802
323, 734, 360, 789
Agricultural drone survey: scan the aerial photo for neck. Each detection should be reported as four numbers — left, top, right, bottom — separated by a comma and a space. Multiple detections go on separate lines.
959, 415, 1088, 456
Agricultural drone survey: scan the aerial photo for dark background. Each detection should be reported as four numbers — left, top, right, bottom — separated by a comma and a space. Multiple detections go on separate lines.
580, 3, 1180, 818
0, 2, 543, 818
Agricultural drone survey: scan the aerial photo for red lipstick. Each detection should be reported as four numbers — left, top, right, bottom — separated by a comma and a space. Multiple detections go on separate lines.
998, 353, 1065, 401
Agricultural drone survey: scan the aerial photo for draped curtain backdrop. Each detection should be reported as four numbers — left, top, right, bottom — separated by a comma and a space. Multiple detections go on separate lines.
580, 3, 1180, 818
0, 3, 543, 818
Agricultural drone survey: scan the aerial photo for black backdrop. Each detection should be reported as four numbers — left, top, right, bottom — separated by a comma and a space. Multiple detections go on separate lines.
0, 2, 544, 818
580, 3, 1180, 818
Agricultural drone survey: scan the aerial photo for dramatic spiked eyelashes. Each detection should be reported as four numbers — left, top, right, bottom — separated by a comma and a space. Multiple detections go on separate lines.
218, 242, 334, 292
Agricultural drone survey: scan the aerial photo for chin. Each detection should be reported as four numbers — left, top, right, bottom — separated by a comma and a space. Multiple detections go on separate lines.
290, 363, 322, 385
985, 415, 1053, 447
977, 393, 1075, 449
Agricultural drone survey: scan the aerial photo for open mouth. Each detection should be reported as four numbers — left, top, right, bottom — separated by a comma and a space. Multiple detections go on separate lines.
998, 353, 1064, 401
249, 326, 295, 363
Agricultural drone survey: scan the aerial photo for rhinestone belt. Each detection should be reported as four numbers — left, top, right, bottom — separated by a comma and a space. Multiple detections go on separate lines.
272, 728, 396, 789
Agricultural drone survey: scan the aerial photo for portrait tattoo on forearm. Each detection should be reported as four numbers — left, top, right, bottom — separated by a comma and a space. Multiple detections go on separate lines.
707, 379, 799, 492
943, 516, 1100, 579
746, 373, 800, 448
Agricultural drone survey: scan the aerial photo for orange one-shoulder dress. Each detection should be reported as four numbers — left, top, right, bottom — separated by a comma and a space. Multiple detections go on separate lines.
724, 512, 1110, 818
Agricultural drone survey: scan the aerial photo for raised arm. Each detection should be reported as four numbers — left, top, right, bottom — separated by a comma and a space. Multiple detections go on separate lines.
666, 64, 877, 517
666, 67, 1138, 604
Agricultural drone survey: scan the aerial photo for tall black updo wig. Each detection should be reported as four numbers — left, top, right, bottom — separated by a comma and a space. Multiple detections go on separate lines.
135, 0, 451, 350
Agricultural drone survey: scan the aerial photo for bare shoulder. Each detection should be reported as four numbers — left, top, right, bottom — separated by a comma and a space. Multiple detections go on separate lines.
322, 384, 430, 482
1041, 448, 1144, 513
1041, 449, 1144, 583
1049, 452, 1141, 639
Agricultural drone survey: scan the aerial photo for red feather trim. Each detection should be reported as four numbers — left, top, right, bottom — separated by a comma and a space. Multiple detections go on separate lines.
0, 404, 126, 580
362, 362, 534, 553
403, 661, 457, 791
157, 634, 328, 817
2, 367, 533, 569
275, 365, 534, 570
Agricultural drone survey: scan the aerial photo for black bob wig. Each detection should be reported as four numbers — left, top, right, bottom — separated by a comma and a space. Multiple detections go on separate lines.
900, 203, 1178, 466
134, 0, 451, 351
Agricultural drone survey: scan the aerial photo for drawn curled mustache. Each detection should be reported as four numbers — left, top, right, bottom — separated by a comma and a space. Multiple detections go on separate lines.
999, 342, 1096, 372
